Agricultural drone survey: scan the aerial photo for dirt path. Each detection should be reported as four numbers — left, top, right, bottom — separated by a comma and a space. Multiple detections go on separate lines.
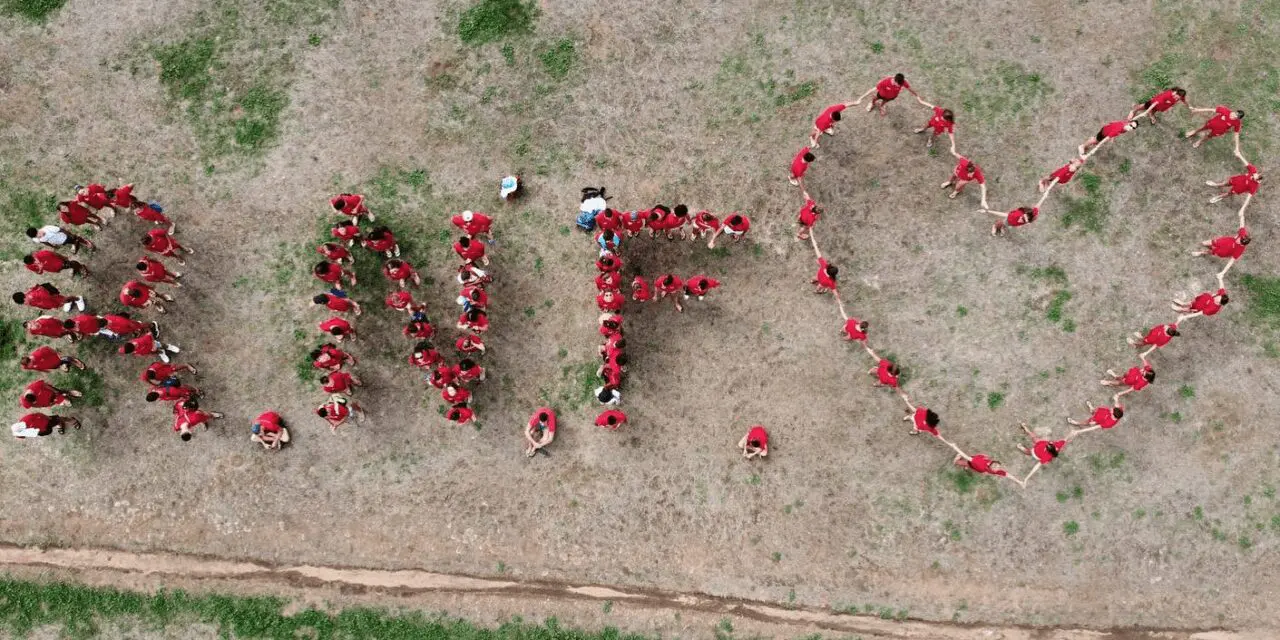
0, 544, 1268, 640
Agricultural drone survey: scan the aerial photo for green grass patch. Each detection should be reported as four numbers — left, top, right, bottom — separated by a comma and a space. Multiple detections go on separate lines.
49, 367, 106, 408
538, 38, 577, 79
0, 180, 57, 260
986, 391, 1004, 410
1046, 290, 1072, 322
774, 80, 819, 106
458, 0, 537, 45
1240, 274, 1280, 327
1058, 171, 1109, 233
1, 0, 66, 21
1178, 384, 1196, 398
1063, 521, 1080, 536
153, 37, 219, 102
556, 360, 599, 410
0, 577, 654, 640
1025, 265, 1068, 285
958, 61, 1054, 126
0, 316, 33, 397
232, 84, 290, 150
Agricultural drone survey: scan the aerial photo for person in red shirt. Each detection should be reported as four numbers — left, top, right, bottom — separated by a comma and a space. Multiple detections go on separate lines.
788, 147, 815, 186
141, 360, 198, 385
659, 205, 691, 240
21, 379, 81, 409
385, 289, 423, 314
320, 370, 362, 394
655, 274, 683, 311
317, 242, 352, 264
403, 316, 435, 340
596, 228, 623, 252
942, 140, 989, 208
809, 102, 851, 148
1193, 227, 1249, 265
102, 313, 153, 338
318, 317, 356, 341
441, 384, 471, 406
812, 255, 838, 294
119, 332, 182, 363
144, 383, 200, 403
630, 276, 653, 302
142, 228, 192, 264
1185, 106, 1243, 148
174, 398, 223, 441
597, 289, 624, 313
989, 206, 1038, 237
250, 411, 290, 450
1078, 119, 1138, 157
737, 424, 769, 459
842, 317, 869, 344
427, 364, 456, 389
453, 236, 489, 265
684, 275, 720, 300
1037, 156, 1086, 195
1101, 357, 1155, 404
103, 183, 141, 212
331, 193, 373, 221
451, 210, 492, 238
913, 98, 955, 149
133, 202, 173, 231
313, 291, 361, 315
596, 254, 622, 273
1128, 87, 1189, 123
23, 250, 89, 277
796, 195, 821, 240
1173, 288, 1228, 321
11, 412, 81, 438
409, 342, 441, 369
868, 354, 902, 390
458, 286, 488, 311
457, 308, 489, 332
902, 400, 942, 438
382, 259, 422, 288
598, 313, 623, 337
25, 316, 72, 340
854, 73, 916, 116
596, 270, 622, 292
1068, 401, 1125, 436
454, 358, 485, 383
135, 256, 181, 286
1207, 164, 1261, 204
456, 333, 486, 355
952, 451, 1015, 483
120, 280, 173, 313
63, 313, 104, 341
331, 220, 361, 246
1128, 322, 1179, 357
445, 406, 475, 425
1016, 422, 1068, 485
595, 409, 627, 431
362, 226, 400, 258
313, 261, 356, 290
310, 343, 356, 371
594, 208, 621, 233
316, 394, 363, 432
523, 408, 557, 456
13, 283, 83, 312
57, 200, 104, 230
75, 183, 111, 211
707, 213, 750, 249
691, 210, 720, 240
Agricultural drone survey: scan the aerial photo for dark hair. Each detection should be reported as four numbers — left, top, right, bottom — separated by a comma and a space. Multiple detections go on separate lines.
831, 110, 842, 122
1045, 443, 1059, 458
467, 308, 483, 321
614, 354, 628, 367
1025, 208, 1039, 221
1235, 110, 1245, 119
386, 259, 403, 269
925, 409, 940, 427
597, 388, 614, 402
728, 214, 743, 225
1168, 327, 1180, 337
1144, 369, 1156, 383
11, 293, 24, 304
653, 204, 670, 215
332, 198, 346, 210
1219, 293, 1229, 305
145, 392, 159, 402
1241, 235, 1252, 245
138, 260, 154, 271
23, 392, 36, 404
337, 219, 355, 228
894, 73, 905, 84
826, 265, 838, 278
446, 408, 462, 420
319, 374, 331, 385
858, 321, 869, 331
121, 343, 136, 354
802, 152, 815, 162
369, 227, 388, 239
316, 408, 329, 417
460, 358, 475, 369
141, 234, 153, 246
888, 364, 901, 376
62, 319, 76, 329
314, 261, 331, 274
313, 294, 328, 304
1112, 407, 1124, 419
942, 109, 954, 122
538, 411, 549, 422
328, 325, 346, 336
414, 341, 432, 352
1172, 87, 1186, 96
613, 339, 626, 350
180, 432, 193, 441
309, 348, 323, 359
458, 236, 471, 247
608, 415, 620, 425
182, 399, 199, 410
127, 288, 142, 298
748, 439, 760, 448
663, 275, 674, 286
22, 255, 34, 265
25, 228, 37, 238
674, 204, 688, 217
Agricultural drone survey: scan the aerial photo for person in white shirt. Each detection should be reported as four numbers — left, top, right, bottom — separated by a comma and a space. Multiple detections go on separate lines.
26, 225, 94, 253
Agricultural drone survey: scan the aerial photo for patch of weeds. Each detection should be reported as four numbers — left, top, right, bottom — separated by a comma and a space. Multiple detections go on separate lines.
496, 561, 506, 573
774, 80, 818, 106
49, 368, 106, 408
264, 0, 340, 26
869, 41, 884, 53
1024, 264, 1069, 285
1239, 535, 1253, 550
602, 600, 613, 614
458, 0, 537, 45
1167, 411, 1183, 423
308, 33, 323, 46
1059, 172, 1109, 233
0, 181, 57, 259
1134, 508, 1146, 519
556, 348, 567, 359
558, 225, 571, 236
296, 350, 317, 385
942, 520, 962, 541
0, 317, 31, 396
1240, 274, 1280, 327
1046, 290, 1072, 322
153, 37, 219, 102
232, 84, 289, 150
1087, 452, 1125, 472
1, 0, 66, 21
959, 60, 1054, 126
746, 474, 761, 485
1061, 318, 1077, 333
501, 43, 516, 65
556, 360, 598, 410
1063, 521, 1080, 536
986, 391, 1004, 410
1193, 505, 1204, 520
523, 307, 535, 318
1178, 384, 1196, 398
879, 352, 912, 386
955, 305, 968, 317
538, 38, 577, 79
1117, 158, 1132, 174
770, 552, 782, 562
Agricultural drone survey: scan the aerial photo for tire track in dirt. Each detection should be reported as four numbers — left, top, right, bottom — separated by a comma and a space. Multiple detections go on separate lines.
0, 544, 1267, 640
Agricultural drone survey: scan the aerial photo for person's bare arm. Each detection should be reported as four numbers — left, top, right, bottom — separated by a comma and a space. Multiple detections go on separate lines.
1187, 106, 1216, 114
949, 137, 960, 158
851, 87, 877, 105
1233, 137, 1249, 166
914, 95, 934, 109
978, 184, 990, 211
523, 427, 539, 447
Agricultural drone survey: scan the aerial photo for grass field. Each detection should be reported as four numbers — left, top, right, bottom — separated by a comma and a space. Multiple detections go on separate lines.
2, 0, 1280, 637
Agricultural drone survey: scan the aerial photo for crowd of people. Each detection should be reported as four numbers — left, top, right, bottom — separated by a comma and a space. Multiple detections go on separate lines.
13, 183, 220, 441
790, 74, 1259, 486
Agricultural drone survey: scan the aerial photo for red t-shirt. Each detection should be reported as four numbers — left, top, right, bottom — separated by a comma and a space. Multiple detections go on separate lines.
22, 285, 64, 310
403, 321, 435, 340
59, 201, 92, 225
442, 386, 472, 406
67, 314, 101, 337
149, 384, 195, 402
876, 76, 907, 99
110, 184, 135, 208
1205, 106, 1241, 135
460, 285, 489, 307
927, 106, 954, 135
135, 203, 169, 224
383, 261, 415, 281
797, 199, 819, 227
597, 292, 624, 312
78, 184, 109, 209
314, 264, 342, 284
17, 412, 52, 435
693, 210, 720, 232
724, 214, 750, 233
631, 276, 653, 301
119, 281, 152, 307
842, 318, 868, 341
459, 311, 489, 332
1050, 162, 1078, 185
455, 362, 484, 382
814, 258, 837, 289
1228, 167, 1260, 195
322, 371, 355, 393
21, 380, 60, 408
656, 275, 682, 294
1100, 120, 1131, 138
1032, 439, 1067, 464
620, 210, 646, 234
323, 295, 356, 312
456, 334, 485, 353
104, 314, 147, 336
137, 257, 169, 282
954, 157, 985, 184
364, 231, 397, 253
23, 346, 63, 371
319, 317, 353, 336
144, 229, 177, 255
968, 454, 1007, 476
142, 361, 179, 383
451, 212, 492, 235
745, 425, 769, 449
124, 333, 158, 355
386, 290, 414, 310
453, 240, 485, 261
429, 365, 456, 389
814, 104, 846, 131
319, 399, 350, 423
409, 347, 440, 369
530, 408, 558, 434
1122, 365, 1151, 391
594, 409, 627, 430
1191, 290, 1224, 316
876, 359, 899, 387
687, 276, 719, 296
331, 222, 361, 241
447, 406, 475, 424
330, 194, 367, 216
1007, 208, 1037, 226
255, 411, 283, 434
1148, 89, 1184, 112
596, 271, 621, 292
317, 243, 350, 261
26, 250, 66, 274
1210, 235, 1246, 259
1145, 324, 1175, 347
790, 147, 812, 179
27, 316, 69, 338
1091, 406, 1121, 429
596, 256, 622, 272
912, 407, 939, 436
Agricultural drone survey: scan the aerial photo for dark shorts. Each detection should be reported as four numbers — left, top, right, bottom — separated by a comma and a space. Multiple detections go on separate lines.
876, 91, 896, 102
